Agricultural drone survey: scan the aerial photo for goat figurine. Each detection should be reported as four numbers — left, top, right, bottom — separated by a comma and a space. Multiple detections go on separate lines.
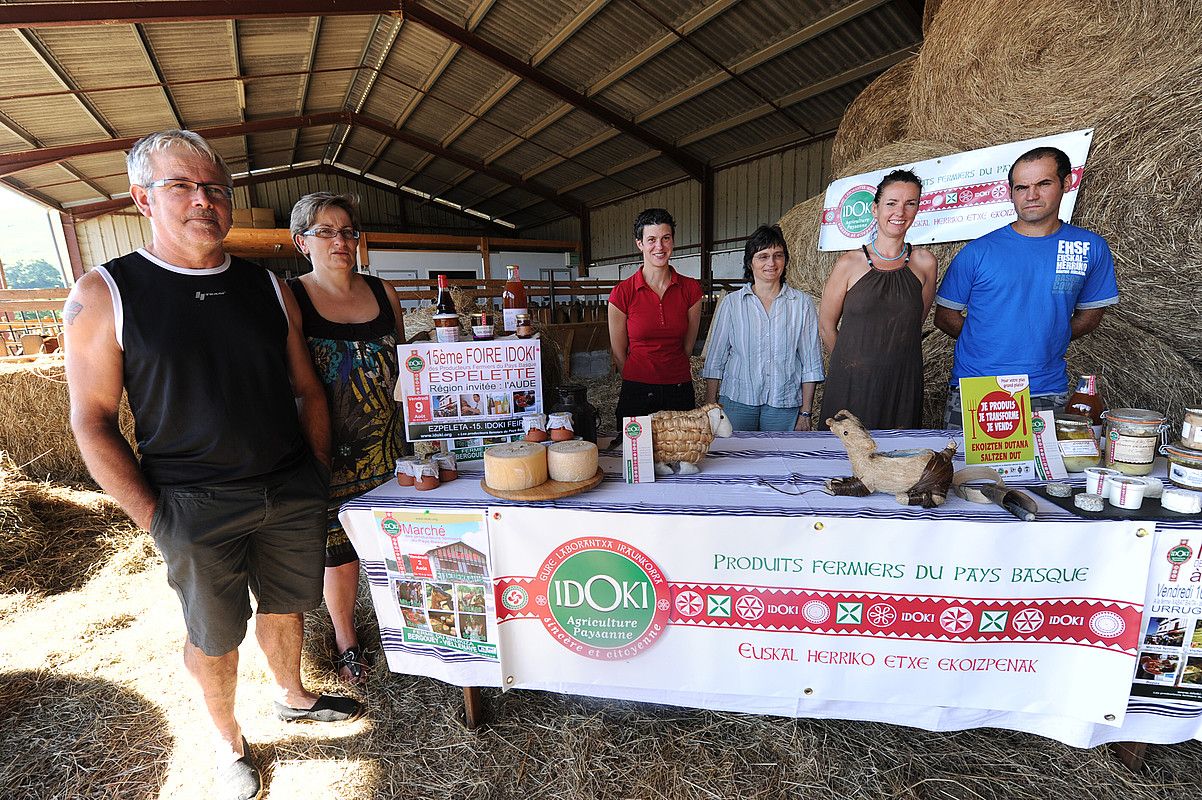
825, 410, 957, 508
651, 403, 733, 475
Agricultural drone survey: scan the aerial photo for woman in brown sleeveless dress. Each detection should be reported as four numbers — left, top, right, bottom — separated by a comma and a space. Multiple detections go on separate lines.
818, 170, 938, 429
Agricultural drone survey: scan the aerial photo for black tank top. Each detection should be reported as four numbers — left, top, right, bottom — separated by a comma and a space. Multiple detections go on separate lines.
101, 250, 306, 487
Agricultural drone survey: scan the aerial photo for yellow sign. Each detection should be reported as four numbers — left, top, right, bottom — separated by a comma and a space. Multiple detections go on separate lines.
959, 375, 1035, 479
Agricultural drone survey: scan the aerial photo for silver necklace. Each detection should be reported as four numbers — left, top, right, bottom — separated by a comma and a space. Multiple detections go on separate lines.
869, 239, 905, 261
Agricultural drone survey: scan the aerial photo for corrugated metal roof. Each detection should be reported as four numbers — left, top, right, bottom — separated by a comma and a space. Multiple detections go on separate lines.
2, 0, 923, 231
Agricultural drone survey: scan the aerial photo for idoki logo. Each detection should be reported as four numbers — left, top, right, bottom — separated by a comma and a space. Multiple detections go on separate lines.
836, 184, 877, 238
1032, 417, 1045, 434
406, 354, 425, 373
538, 538, 670, 660
380, 517, 400, 536
625, 420, 643, 439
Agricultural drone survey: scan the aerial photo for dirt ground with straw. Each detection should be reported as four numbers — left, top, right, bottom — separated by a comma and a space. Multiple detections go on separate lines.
2, 444, 1201, 799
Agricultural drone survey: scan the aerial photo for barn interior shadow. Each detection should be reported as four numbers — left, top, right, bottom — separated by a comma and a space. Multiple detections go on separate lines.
0, 670, 172, 800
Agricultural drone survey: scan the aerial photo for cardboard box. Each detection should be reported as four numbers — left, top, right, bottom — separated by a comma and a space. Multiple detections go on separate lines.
251, 207, 275, 228
231, 208, 253, 228
621, 415, 655, 483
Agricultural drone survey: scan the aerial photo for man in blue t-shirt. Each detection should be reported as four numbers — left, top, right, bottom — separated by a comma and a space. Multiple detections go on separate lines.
933, 146, 1119, 429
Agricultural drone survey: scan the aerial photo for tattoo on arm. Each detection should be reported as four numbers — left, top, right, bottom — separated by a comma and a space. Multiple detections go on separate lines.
65, 300, 83, 324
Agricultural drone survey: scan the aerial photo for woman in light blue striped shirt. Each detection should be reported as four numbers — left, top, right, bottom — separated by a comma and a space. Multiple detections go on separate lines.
702, 225, 824, 431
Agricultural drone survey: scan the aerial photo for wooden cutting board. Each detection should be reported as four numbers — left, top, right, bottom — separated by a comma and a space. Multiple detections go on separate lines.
480, 467, 605, 501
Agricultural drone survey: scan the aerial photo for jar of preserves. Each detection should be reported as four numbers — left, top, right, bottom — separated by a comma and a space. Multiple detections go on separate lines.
1161, 442, 1202, 490
515, 313, 536, 338
1054, 413, 1100, 472
1101, 408, 1167, 476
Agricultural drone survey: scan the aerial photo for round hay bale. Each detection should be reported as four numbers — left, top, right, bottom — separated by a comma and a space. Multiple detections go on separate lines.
830, 56, 917, 175
1073, 62, 1202, 366
781, 140, 962, 296
0, 359, 136, 485
922, 0, 942, 34
908, 0, 1200, 149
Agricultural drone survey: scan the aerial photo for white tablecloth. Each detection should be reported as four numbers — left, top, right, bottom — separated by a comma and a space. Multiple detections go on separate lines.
342, 430, 1202, 747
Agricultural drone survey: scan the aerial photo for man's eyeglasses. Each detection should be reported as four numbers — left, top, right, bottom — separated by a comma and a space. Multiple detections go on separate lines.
301, 227, 361, 240
144, 178, 234, 201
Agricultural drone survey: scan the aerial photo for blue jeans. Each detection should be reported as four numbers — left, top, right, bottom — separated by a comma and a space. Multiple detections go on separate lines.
719, 395, 800, 432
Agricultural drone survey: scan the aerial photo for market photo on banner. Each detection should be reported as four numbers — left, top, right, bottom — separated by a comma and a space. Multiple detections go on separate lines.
2, 1, 1201, 799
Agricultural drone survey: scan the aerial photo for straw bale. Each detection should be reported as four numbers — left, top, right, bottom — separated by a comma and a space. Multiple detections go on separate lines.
921, 0, 942, 33
1072, 62, 1202, 367
0, 358, 136, 485
0, 670, 173, 799
830, 56, 917, 175
0, 454, 138, 596
908, 0, 1202, 149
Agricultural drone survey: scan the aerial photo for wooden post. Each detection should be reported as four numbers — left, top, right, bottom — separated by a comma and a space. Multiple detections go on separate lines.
579, 208, 590, 279
357, 230, 370, 269
1109, 741, 1148, 772
462, 686, 484, 729
480, 236, 491, 282
700, 166, 714, 299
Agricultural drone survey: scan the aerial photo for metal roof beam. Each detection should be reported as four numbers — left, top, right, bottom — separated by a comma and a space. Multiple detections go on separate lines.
404, 0, 609, 185
0, 110, 111, 201
400, 0, 704, 181
632, 0, 891, 125
288, 17, 323, 166
2, 111, 583, 216
432, 0, 735, 198
330, 14, 401, 165
13, 29, 117, 139
0, 1, 403, 28
677, 48, 912, 146
360, 0, 498, 177
132, 24, 185, 129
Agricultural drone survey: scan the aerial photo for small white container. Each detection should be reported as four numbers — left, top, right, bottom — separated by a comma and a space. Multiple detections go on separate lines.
1083, 466, 1121, 496
1108, 476, 1147, 510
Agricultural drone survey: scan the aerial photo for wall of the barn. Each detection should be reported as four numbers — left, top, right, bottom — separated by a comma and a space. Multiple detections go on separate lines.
74, 172, 503, 273
587, 137, 833, 272
520, 217, 581, 243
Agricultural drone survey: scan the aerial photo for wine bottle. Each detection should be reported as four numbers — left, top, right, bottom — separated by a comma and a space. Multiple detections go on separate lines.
1065, 374, 1104, 425
502, 264, 528, 334
433, 274, 460, 343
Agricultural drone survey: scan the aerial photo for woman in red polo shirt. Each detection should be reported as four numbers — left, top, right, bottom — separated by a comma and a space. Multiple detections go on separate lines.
608, 208, 703, 437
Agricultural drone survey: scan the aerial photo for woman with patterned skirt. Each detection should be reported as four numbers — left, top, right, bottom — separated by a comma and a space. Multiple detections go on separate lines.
289, 192, 406, 683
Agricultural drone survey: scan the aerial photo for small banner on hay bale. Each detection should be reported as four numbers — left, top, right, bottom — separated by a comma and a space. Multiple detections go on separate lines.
819, 129, 1094, 251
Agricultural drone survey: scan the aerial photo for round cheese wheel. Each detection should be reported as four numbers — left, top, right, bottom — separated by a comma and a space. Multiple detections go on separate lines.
547, 440, 599, 483
484, 442, 548, 491
1162, 488, 1202, 514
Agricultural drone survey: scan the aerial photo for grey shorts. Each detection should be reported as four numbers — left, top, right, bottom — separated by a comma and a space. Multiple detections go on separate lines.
149, 455, 331, 656
943, 386, 1069, 430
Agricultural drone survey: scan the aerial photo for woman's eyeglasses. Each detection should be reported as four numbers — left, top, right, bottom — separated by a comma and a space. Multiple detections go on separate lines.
301, 227, 361, 240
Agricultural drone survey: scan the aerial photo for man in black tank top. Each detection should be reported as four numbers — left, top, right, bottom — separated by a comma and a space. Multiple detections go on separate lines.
64, 130, 361, 800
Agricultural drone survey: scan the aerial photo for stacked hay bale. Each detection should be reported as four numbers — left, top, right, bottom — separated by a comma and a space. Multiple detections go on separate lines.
829, 57, 917, 176
0, 358, 136, 484
779, 1, 1202, 427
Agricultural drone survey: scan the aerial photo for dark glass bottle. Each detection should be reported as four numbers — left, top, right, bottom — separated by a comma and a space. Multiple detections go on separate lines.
549, 383, 600, 444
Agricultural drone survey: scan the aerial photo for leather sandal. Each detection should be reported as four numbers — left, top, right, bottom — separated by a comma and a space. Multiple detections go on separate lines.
333, 645, 368, 685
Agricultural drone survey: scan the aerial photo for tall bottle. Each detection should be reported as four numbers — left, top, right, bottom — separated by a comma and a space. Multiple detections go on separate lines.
432, 274, 460, 343
1066, 374, 1104, 425
502, 264, 528, 334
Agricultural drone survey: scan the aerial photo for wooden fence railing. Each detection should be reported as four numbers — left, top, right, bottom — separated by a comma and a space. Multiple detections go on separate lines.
0, 289, 70, 355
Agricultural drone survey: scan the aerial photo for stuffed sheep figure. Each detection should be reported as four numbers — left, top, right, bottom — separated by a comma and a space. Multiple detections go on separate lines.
651, 403, 733, 475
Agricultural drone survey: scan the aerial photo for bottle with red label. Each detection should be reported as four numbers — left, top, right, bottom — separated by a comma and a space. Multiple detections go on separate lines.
502, 264, 528, 334
432, 274, 460, 343
1065, 374, 1104, 425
